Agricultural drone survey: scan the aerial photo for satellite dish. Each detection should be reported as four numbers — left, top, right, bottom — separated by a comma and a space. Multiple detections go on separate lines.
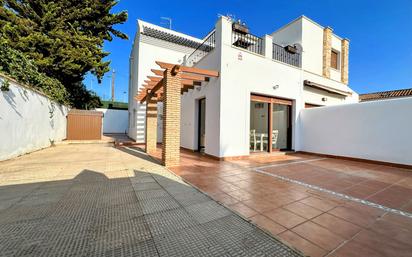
293, 43, 303, 54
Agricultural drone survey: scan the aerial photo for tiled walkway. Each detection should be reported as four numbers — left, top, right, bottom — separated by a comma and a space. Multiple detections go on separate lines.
0, 144, 302, 257
164, 149, 412, 257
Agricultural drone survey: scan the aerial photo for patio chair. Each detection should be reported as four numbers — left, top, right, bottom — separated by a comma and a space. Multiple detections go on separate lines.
250, 129, 257, 151
272, 130, 279, 149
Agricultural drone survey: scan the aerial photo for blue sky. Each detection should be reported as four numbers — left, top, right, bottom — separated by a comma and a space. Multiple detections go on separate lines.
84, 0, 412, 102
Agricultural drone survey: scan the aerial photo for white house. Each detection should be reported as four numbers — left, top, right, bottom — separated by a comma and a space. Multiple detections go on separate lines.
129, 15, 359, 161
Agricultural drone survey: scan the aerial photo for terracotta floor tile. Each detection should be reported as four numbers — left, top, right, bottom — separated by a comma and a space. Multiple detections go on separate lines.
249, 214, 286, 235
283, 202, 323, 219
359, 179, 392, 190
328, 206, 379, 228
211, 192, 239, 206
219, 175, 247, 183
312, 213, 362, 239
278, 230, 327, 257
168, 148, 412, 257
329, 240, 386, 257
280, 190, 310, 201
344, 201, 385, 218
218, 183, 241, 194
292, 221, 345, 251
368, 219, 412, 247
367, 185, 412, 209
341, 184, 382, 199
263, 208, 306, 229
242, 198, 280, 213
323, 179, 355, 192
299, 196, 337, 212
264, 195, 297, 207
229, 202, 258, 218
352, 229, 412, 257
226, 189, 255, 201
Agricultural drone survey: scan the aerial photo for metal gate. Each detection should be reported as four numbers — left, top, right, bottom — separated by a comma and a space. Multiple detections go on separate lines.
67, 110, 103, 140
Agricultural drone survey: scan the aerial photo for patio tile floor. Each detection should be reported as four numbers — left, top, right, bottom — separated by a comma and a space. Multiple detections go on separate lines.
164, 148, 412, 257
0, 144, 303, 257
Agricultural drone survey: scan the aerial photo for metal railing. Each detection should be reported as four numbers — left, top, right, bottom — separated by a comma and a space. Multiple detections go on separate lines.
272, 43, 301, 67
232, 31, 263, 55
185, 30, 216, 67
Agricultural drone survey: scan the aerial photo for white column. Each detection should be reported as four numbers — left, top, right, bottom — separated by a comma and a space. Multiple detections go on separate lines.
263, 35, 273, 59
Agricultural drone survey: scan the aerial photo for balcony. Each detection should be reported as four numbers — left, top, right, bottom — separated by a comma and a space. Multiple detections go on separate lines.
232, 30, 264, 55
272, 43, 301, 68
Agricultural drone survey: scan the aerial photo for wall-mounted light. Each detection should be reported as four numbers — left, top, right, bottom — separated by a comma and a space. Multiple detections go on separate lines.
273, 85, 279, 90
322, 97, 328, 102
195, 86, 201, 91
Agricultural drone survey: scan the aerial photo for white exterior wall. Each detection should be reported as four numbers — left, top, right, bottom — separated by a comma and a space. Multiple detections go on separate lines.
180, 50, 221, 156
96, 108, 128, 134
218, 18, 303, 157
130, 16, 360, 159
301, 17, 324, 75
128, 21, 201, 142
271, 16, 358, 105
299, 98, 412, 166
0, 75, 68, 161
271, 19, 302, 46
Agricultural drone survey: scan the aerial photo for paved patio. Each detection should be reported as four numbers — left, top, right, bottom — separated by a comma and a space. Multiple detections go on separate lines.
161, 149, 412, 257
0, 144, 302, 257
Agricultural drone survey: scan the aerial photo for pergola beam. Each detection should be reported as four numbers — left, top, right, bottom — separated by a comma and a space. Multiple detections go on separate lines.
156, 61, 219, 77
138, 62, 219, 103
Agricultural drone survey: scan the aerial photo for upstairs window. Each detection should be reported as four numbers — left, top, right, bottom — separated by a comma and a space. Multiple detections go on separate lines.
331, 50, 339, 70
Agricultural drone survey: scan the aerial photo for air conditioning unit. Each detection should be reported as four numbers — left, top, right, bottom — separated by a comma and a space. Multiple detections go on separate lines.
284, 45, 298, 54
232, 21, 249, 34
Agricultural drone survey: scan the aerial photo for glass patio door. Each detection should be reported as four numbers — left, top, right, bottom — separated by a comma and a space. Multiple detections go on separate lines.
250, 94, 292, 153
250, 101, 269, 152
272, 104, 291, 150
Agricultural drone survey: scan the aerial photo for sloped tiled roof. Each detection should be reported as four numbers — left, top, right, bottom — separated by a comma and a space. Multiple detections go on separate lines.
359, 88, 412, 102
138, 20, 203, 49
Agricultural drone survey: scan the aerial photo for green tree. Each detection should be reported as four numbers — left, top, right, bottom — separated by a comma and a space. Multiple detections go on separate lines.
0, 0, 128, 108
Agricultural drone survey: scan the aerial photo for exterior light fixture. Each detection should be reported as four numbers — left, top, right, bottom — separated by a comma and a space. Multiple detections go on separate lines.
322, 97, 328, 102
273, 85, 279, 90
195, 86, 201, 91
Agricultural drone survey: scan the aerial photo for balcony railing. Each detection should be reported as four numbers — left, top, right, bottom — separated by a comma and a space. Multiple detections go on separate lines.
232, 31, 263, 55
185, 30, 216, 67
272, 43, 301, 67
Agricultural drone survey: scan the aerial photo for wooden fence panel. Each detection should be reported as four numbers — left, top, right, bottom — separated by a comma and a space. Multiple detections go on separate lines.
67, 110, 103, 140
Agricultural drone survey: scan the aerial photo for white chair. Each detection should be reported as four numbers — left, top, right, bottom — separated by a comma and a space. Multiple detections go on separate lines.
250, 129, 256, 151
272, 130, 279, 149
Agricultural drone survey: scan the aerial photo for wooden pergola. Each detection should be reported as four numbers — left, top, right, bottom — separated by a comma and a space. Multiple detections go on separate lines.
135, 61, 219, 167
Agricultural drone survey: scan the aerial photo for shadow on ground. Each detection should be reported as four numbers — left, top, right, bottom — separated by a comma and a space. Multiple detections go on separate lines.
0, 168, 303, 257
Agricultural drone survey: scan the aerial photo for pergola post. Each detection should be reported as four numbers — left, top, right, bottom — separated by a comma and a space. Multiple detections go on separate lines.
145, 92, 158, 154
162, 67, 181, 167
136, 61, 218, 167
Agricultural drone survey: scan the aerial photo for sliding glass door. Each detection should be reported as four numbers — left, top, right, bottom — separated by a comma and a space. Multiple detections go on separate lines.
250, 94, 292, 153
250, 101, 269, 152
272, 104, 291, 150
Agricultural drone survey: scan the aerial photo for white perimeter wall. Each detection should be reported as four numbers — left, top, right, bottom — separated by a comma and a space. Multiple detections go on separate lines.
299, 97, 412, 166
0, 75, 68, 161
96, 108, 128, 134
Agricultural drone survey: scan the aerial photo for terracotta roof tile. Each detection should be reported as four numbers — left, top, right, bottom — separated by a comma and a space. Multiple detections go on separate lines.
359, 88, 412, 102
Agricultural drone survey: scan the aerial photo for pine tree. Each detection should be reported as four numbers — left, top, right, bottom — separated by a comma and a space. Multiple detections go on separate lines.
0, 0, 128, 108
